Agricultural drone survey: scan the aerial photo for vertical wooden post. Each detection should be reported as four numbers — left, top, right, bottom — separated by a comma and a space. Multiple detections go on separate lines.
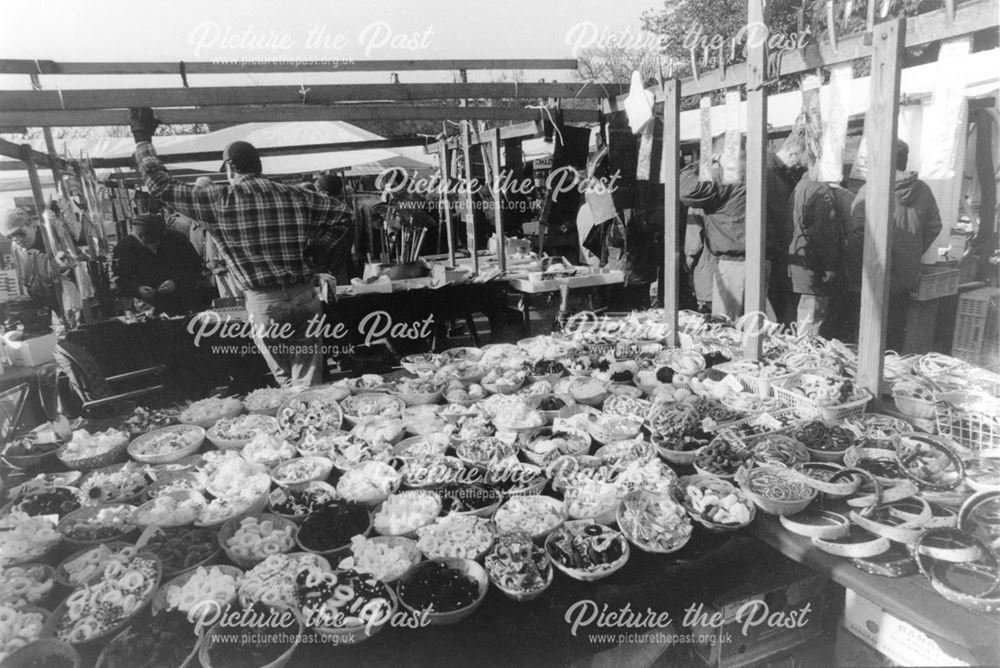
743, 0, 769, 360
437, 140, 456, 266
857, 18, 905, 401
461, 121, 478, 275
29, 72, 64, 188
662, 80, 681, 347
21, 144, 46, 218
492, 128, 506, 274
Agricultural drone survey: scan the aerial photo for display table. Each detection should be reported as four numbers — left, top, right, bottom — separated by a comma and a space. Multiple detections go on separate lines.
750, 514, 999, 666
506, 270, 624, 294
60, 281, 510, 398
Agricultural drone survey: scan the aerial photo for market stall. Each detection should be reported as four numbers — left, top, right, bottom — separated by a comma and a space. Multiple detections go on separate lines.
0, 0, 999, 665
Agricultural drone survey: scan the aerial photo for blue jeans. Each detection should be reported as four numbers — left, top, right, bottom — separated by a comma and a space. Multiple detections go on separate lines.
243, 283, 322, 388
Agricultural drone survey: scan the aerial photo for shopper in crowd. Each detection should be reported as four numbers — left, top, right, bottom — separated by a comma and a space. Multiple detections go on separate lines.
679, 137, 793, 323
113, 213, 207, 316
683, 208, 715, 311
787, 176, 847, 337
1, 207, 75, 316
846, 139, 942, 352
786, 129, 850, 338
129, 107, 354, 387
314, 172, 361, 281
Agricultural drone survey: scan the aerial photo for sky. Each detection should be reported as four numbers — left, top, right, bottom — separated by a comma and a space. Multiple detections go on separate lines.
0, 0, 663, 87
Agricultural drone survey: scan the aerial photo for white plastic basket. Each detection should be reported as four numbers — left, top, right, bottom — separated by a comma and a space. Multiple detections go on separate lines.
771, 382, 872, 421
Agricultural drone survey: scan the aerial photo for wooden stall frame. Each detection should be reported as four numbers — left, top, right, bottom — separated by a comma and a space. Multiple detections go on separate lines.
743, 0, 770, 360
856, 18, 905, 401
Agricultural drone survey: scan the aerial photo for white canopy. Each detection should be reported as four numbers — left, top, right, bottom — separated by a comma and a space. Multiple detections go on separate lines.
0, 120, 437, 182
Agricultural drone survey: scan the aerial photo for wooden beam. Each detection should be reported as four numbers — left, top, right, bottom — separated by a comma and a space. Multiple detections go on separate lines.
0, 137, 25, 161
0, 59, 580, 76
856, 18, 905, 401
0, 105, 599, 128
492, 128, 506, 274
0, 136, 65, 169
461, 121, 478, 275
0, 83, 627, 112
611, 0, 996, 102
743, 0, 770, 361
93, 137, 427, 168
661, 80, 681, 348
0, 137, 430, 171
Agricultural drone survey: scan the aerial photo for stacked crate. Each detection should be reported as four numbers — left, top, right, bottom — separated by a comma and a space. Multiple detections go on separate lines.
952, 287, 1000, 369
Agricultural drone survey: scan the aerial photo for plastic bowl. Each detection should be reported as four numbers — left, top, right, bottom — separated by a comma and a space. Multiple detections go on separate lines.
151, 563, 243, 616
218, 513, 298, 569
544, 521, 630, 581
735, 466, 818, 516
396, 558, 488, 625
270, 456, 334, 488
267, 481, 339, 523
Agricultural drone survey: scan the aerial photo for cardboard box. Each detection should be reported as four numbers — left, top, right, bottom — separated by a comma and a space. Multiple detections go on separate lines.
5, 332, 57, 367
842, 590, 974, 667
690, 573, 827, 668
835, 618, 893, 667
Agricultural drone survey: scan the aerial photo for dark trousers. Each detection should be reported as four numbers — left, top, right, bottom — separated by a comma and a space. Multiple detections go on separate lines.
842, 291, 910, 352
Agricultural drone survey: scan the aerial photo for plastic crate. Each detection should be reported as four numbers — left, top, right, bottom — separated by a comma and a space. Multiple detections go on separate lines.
935, 393, 1000, 451
771, 377, 872, 421
713, 362, 794, 397
910, 267, 960, 301
957, 287, 1000, 318
952, 287, 1000, 362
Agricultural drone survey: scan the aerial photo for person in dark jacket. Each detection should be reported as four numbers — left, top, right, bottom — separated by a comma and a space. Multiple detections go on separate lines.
788, 169, 849, 337
679, 141, 793, 323
846, 140, 943, 351
113, 213, 207, 316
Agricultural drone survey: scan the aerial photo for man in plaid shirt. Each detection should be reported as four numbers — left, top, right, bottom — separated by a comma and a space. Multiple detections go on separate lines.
130, 107, 353, 387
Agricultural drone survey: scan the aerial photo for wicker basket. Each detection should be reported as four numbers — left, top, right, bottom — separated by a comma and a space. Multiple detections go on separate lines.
127, 425, 206, 465
178, 399, 244, 430
55, 541, 134, 588
131, 490, 207, 528
43, 552, 162, 647
57, 504, 137, 549
56, 433, 130, 471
